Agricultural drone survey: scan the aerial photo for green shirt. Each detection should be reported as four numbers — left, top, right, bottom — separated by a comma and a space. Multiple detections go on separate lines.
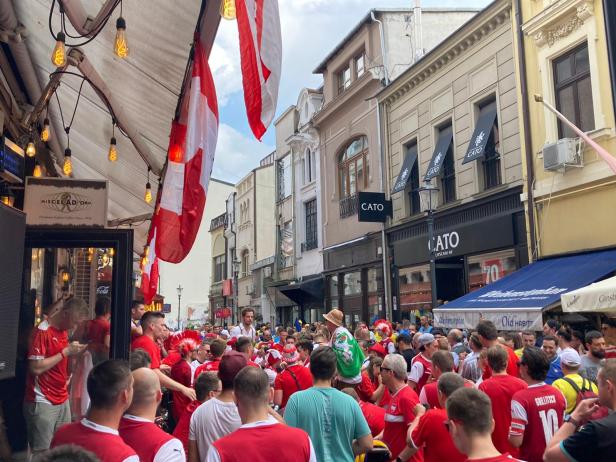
285, 386, 371, 462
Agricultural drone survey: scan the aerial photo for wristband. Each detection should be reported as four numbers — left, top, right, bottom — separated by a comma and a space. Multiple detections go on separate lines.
565, 415, 580, 429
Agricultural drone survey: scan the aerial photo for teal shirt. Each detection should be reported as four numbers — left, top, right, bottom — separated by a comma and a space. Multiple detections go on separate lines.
285, 387, 371, 462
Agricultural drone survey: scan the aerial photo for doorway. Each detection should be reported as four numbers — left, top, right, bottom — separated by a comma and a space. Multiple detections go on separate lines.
435, 256, 465, 304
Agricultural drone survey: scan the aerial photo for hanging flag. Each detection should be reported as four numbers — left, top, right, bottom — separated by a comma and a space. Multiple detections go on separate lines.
141, 224, 159, 305
155, 35, 219, 263
236, 0, 282, 140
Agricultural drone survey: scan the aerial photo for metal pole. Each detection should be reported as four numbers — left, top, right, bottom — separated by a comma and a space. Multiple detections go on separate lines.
177, 285, 182, 330
428, 210, 437, 310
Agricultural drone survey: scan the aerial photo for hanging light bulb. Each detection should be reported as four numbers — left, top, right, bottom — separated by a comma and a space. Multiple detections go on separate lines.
33, 164, 43, 178
51, 31, 67, 67
114, 17, 129, 58
108, 136, 118, 162
109, 248, 115, 257
63, 147, 72, 175
41, 118, 51, 142
144, 167, 152, 203
220, 0, 237, 20
26, 137, 36, 157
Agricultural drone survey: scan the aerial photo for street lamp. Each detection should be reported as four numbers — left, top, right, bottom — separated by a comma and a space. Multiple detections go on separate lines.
176, 284, 183, 330
419, 181, 439, 311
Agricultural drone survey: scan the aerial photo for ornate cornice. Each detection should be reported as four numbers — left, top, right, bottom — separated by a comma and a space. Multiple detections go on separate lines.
522, 0, 594, 48
380, 3, 511, 106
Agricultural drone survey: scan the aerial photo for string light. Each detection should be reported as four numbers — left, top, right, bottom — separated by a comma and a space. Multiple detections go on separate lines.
25, 136, 36, 157
63, 147, 72, 175
51, 31, 67, 67
33, 164, 43, 178
41, 118, 51, 142
220, 0, 237, 20
108, 136, 118, 162
114, 17, 129, 58
109, 248, 115, 257
144, 167, 152, 204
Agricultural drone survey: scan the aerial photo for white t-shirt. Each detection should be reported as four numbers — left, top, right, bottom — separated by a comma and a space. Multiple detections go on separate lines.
189, 398, 241, 461
229, 324, 256, 341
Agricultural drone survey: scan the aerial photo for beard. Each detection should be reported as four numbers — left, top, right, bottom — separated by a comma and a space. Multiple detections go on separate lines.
591, 349, 606, 359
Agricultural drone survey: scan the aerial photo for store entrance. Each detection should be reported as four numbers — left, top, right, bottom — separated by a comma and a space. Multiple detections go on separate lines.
435, 256, 465, 305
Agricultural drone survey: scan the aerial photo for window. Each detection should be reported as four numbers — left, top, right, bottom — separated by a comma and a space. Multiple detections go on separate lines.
280, 221, 293, 268
404, 141, 421, 215
398, 264, 432, 312
355, 54, 365, 78
343, 272, 361, 295
304, 199, 317, 251
480, 101, 501, 190
278, 156, 292, 200
553, 43, 594, 138
439, 126, 456, 204
338, 66, 351, 94
467, 249, 516, 292
240, 250, 249, 277
338, 136, 368, 198
304, 149, 316, 184
213, 255, 225, 282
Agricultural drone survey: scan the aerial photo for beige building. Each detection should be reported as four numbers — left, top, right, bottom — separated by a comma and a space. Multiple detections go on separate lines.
208, 212, 228, 324
313, 8, 479, 326
378, 0, 529, 327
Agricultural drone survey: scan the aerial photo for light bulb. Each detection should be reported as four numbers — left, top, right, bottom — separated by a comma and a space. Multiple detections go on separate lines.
144, 246, 150, 257
108, 137, 118, 162
220, 0, 236, 20
109, 248, 115, 257
144, 181, 152, 203
63, 148, 72, 175
114, 17, 129, 58
102, 253, 109, 266
26, 138, 36, 157
61, 271, 70, 282
51, 32, 67, 67
33, 164, 43, 177
41, 118, 50, 142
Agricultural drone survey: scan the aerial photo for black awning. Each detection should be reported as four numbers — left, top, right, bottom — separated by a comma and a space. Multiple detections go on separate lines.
279, 275, 324, 305
424, 127, 453, 181
462, 102, 497, 165
391, 144, 418, 194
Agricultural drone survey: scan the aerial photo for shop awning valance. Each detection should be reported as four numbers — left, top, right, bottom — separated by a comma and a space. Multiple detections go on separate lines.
424, 127, 453, 181
561, 275, 616, 313
278, 276, 324, 305
434, 249, 616, 330
462, 102, 497, 164
391, 144, 418, 194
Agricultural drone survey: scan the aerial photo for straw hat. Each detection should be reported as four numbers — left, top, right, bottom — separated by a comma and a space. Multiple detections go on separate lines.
323, 309, 343, 327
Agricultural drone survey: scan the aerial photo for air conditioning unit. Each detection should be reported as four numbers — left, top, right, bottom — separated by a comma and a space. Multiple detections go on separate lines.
543, 138, 582, 172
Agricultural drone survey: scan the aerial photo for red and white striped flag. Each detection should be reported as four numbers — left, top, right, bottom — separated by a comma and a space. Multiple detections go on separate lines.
141, 224, 159, 305
155, 35, 219, 263
236, 0, 282, 140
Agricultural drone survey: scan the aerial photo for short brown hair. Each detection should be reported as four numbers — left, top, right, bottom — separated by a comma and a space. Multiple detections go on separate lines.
487, 345, 508, 373
234, 366, 269, 405
195, 371, 220, 401
476, 320, 498, 341
446, 387, 493, 435
438, 372, 464, 398
600, 358, 616, 384
210, 338, 227, 358
432, 350, 454, 373
235, 337, 252, 353
241, 307, 254, 318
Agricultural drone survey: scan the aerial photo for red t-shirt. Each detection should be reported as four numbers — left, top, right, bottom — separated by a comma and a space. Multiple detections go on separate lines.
410, 354, 432, 393
273, 342, 285, 352
464, 456, 523, 462
383, 385, 423, 462
482, 346, 519, 380
131, 335, 161, 369
359, 400, 385, 437
170, 360, 193, 422
173, 400, 200, 453
25, 321, 69, 404
194, 358, 221, 378
85, 317, 110, 353
274, 364, 313, 408
356, 372, 376, 402
419, 382, 440, 409
411, 408, 465, 462
478, 374, 527, 457
510, 383, 566, 462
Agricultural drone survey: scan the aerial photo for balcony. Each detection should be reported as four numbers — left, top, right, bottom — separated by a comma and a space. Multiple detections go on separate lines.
209, 213, 227, 231
339, 193, 358, 218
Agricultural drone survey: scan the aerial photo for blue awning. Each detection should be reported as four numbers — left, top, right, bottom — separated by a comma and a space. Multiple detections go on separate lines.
434, 249, 616, 331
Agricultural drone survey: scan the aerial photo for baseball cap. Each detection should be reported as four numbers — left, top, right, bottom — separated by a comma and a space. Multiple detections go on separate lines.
560, 348, 581, 367
418, 333, 436, 347
218, 350, 248, 384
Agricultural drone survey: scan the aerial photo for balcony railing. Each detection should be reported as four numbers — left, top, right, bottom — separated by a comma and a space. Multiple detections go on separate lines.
339, 193, 358, 218
209, 213, 227, 231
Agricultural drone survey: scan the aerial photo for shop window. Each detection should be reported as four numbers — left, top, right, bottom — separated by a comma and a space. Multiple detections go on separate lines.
327, 274, 339, 310
440, 140, 456, 204
467, 249, 517, 292
367, 267, 384, 321
304, 199, 318, 251
338, 66, 351, 94
343, 271, 362, 295
355, 54, 365, 78
338, 136, 369, 199
553, 42, 594, 139
398, 264, 432, 313
213, 254, 225, 282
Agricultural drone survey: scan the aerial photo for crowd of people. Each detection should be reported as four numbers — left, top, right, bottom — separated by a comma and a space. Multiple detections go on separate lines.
23, 298, 616, 462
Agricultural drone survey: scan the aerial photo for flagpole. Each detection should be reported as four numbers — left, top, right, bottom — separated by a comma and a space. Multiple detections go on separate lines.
533, 94, 616, 174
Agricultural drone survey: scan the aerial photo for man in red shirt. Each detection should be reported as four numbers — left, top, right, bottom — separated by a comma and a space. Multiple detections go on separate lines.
130, 311, 195, 402
274, 344, 313, 410
476, 320, 519, 379
24, 297, 89, 453
273, 327, 288, 352
478, 346, 527, 457
341, 388, 385, 437
445, 387, 523, 462
409, 333, 438, 394
77, 296, 111, 365
381, 353, 424, 462
509, 347, 566, 462
51, 359, 138, 462
236, 337, 260, 367
194, 338, 227, 377
208, 367, 316, 461
297, 338, 314, 368
173, 371, 221, 454
419, 350, 454, 409
408, 373, 466, 462
119, 367, 185, 461
170, 338, 199, 422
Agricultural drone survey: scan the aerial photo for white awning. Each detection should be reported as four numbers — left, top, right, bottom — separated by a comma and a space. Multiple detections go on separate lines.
561, 276, 616, 313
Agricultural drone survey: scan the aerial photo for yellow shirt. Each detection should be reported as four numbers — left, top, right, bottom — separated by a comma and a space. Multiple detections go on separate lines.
552, 373, 598, 414
514, 348, 524, 358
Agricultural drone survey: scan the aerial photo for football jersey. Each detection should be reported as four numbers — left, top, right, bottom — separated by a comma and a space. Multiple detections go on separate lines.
383, 385, 423, 462
411, 408, 465, 462
194, 358, 221, 378
409, 354, 432, 393
510, 383, 566, 462
130, 335, 161, 369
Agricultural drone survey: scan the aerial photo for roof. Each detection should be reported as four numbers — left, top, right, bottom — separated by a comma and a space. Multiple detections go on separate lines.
313, 7, 482, 74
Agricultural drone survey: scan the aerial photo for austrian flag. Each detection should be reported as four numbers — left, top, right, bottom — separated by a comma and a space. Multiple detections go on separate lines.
140, 225, 159, 305
236, 0, 282, 140
154, 35, 219, 263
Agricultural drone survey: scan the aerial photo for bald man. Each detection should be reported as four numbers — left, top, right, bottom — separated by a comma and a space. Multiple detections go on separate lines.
119, 368, 185, 461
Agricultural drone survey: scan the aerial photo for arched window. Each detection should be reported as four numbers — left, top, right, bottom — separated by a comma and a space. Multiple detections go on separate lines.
240, 249, 250, 277
338, 136, 368, 198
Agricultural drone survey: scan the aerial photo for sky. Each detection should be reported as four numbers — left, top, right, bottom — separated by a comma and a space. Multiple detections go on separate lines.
209, 0, 492, 183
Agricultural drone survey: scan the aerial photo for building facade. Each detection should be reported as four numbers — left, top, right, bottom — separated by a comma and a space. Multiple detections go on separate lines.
208, 212, 229, 324
313, 8, 479, 327
379, 0, 528, 322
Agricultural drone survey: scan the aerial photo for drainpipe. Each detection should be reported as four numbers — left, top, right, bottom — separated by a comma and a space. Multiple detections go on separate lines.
377, 99, 392, 321
414, 0, 423, 61
514, 0, 537, 260
371, 11, 390, 85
